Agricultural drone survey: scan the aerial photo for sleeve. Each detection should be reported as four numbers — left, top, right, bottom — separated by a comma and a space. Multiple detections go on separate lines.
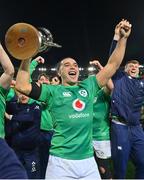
30, 59, 38, 75
90, 75, 102, 96
81, 75, 101, 97
108, 39, 125, 82
29, 59, 38, 82
6, 88, 15, 101
109, 39, 117, 57
38, 84, 52, 103
29, 82, 52, 103
29, 82, 42, 100
102, 89, 111, 103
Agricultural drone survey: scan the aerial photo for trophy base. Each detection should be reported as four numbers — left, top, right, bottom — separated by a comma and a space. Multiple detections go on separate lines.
5, 23, 40, 60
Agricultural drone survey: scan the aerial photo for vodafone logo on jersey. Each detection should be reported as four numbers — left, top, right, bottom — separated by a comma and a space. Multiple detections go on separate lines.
72, 99, 85, 111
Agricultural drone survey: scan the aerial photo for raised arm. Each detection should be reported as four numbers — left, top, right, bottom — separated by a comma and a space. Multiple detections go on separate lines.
96, 19, 132, 87
15, 54, 47, 98
89, 60, 114, 93
0, 43, 14, 89
15, 59, 32, 96
30, 56, 45, 83
109, 19, 125, 56
30, 56, 44, 75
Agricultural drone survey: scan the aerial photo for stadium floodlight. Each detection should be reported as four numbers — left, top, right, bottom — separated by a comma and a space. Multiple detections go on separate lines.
38, 67, 47, 71
51, 68, 56, 71
79, 67, 84, 71
87, 66, 96, 72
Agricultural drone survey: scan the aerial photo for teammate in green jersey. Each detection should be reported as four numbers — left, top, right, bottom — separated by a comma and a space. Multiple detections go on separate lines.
15, 20, 131, 179
90, 60, 113, 179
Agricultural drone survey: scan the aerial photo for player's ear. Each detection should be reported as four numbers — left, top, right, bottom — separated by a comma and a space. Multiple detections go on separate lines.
57, 67, 62, 77
56, 61, 62, 77
57, 70, 61, 77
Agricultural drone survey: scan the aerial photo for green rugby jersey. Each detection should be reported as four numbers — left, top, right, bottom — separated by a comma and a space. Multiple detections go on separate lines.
29, 59, 53, 131
38, 75, 101, 160
40, 103, 53, 131
0, 86, 9, 138
6, 87, 15, 101
93, 89, 110, 141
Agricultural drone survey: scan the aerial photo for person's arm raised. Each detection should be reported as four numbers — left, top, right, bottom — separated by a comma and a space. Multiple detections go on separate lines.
15, 59, 32, 96
0, 43, 14, 89
96, 20, 132, 87
89, 60, 114, 92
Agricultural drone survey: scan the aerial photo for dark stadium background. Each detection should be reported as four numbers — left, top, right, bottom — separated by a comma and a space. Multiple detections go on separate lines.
1, 0, 143, 176
0, 0, 144, 79
0, 0, 144, 67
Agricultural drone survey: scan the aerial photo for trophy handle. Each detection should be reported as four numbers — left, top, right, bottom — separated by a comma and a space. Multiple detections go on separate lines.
38, 27, 62, 53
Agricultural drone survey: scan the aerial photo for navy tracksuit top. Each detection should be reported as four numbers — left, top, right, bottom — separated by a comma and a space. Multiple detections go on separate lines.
110, 40, 144, 125
6, 97, 41, 150
111, 71, 144, 125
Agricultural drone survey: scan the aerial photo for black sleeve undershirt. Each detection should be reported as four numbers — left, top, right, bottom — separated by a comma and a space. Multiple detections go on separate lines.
109, 39, 117, 57
29, 82, 42, 100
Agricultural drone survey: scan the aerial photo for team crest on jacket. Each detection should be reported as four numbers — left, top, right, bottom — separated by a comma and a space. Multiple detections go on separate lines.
72, 99, 85, 111
78, 90, 88, 97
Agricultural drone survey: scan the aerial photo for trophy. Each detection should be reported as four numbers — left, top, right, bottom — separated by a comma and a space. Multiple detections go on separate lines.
5, 23, 61, 60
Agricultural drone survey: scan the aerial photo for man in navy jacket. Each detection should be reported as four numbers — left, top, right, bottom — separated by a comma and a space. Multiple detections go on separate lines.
110, 19, 144, 179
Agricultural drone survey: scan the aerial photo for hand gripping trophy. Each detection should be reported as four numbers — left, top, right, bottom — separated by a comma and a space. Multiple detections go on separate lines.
5, 23, 61, 60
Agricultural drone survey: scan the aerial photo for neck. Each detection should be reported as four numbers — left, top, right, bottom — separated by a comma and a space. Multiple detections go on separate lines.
62, 81, 78, 86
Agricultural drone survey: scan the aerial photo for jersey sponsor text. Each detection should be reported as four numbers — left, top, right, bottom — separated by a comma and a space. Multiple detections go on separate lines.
69, 113, 90, 119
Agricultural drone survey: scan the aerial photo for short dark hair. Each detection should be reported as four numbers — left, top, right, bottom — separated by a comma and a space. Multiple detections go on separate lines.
126, 60, 140, 65
55, 57, 76, 73
50, 75, 61, 84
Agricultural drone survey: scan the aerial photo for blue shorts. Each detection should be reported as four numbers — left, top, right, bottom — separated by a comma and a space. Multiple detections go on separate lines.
0, 138, 28, 179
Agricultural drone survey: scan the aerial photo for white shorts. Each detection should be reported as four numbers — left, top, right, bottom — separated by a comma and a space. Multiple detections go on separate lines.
93, 140, 111, 159
45, 155, 101, 179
